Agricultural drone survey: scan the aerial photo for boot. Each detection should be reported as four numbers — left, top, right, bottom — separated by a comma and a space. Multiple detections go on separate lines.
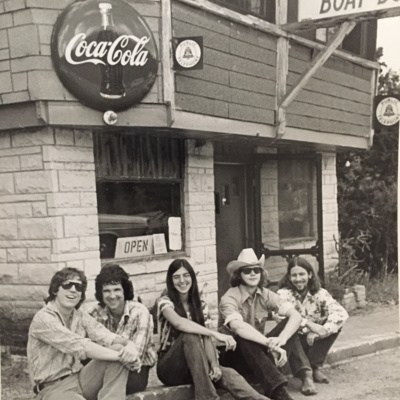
271, 385, 295, 400
313, 367, 329, 384
301, 370, 317, 396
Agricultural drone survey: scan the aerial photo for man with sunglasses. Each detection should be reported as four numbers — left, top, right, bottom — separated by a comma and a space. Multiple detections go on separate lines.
27, 267, 140, 400
218, 248, 303, 400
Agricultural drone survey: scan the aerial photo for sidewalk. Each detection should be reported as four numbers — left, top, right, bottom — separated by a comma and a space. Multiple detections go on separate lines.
126, 305, 400, 400
4, 305, 399, 400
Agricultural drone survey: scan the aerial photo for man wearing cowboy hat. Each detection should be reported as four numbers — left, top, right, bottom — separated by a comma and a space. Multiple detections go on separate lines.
218, 248, 303, 400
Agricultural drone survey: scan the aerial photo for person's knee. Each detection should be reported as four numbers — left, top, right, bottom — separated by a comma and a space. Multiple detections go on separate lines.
181, 332, 202, 345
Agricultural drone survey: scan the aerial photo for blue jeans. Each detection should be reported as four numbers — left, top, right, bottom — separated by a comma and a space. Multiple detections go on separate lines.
157, 332, 269, 400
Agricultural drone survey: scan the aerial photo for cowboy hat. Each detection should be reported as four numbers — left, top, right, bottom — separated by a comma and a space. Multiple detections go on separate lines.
226, 248, 265, 275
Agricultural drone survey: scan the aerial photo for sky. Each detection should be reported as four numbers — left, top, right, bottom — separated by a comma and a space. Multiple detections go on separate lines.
377, 16, 400, 72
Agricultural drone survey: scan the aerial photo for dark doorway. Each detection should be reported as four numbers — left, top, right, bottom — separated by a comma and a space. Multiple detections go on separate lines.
215, 163, 247, 298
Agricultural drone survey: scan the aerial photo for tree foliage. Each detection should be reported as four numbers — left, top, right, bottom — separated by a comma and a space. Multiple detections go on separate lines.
336, 47, 398, 278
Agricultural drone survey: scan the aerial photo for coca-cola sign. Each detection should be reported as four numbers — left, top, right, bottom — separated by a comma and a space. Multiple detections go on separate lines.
51, 0, 158, 111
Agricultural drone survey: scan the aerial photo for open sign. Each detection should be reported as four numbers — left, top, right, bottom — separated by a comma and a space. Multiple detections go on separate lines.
115, 235, 154, 258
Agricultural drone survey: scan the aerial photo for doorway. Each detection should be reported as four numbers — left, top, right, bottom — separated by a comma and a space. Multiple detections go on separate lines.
214, 163, 247, 297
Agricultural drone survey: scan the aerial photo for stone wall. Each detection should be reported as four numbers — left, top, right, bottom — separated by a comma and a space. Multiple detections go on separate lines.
0, 127, 100, 347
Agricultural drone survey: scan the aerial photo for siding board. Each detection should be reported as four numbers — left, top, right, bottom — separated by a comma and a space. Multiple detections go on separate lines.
176, 93, 229, 118
229, 103, 274, 124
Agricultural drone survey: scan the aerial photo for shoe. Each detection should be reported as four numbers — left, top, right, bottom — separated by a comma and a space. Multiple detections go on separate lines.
301, 371, 317, 396
271, 385, 295, 400
313, 368, 329, 384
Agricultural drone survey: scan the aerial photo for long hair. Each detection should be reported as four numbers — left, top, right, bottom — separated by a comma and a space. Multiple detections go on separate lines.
278, 257, 321, 295
230, 267, 268, 288
166, 259, 205, 326
95, 264, 134, 307
45, 267, 87, 309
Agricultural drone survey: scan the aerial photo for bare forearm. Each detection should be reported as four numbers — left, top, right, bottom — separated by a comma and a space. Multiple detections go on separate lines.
278, 312, 302, 343
85, 341, 120, 361
175, 318, 215, 338
232, 322, 269, 347
204, 337, 218, 367
112, 336, 129, 346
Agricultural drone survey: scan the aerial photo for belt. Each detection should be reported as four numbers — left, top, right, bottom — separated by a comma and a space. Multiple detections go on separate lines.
34, 374, 70, 394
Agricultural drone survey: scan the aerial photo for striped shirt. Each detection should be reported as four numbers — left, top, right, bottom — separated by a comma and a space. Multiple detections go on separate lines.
89, 300, 157, 367
27, 301, 118, 386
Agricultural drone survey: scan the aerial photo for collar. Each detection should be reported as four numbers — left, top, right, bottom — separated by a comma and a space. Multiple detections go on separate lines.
238, 285, 264, 304
293, 289, 311, 301
98, 301, 130, 324
46, 301, 77, 323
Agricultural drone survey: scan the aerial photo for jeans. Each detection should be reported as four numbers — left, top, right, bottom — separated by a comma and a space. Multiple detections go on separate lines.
289, 331, 340, 375
36, 360, 129, 400
219, 319, 299, 397
157, 332, 269, 400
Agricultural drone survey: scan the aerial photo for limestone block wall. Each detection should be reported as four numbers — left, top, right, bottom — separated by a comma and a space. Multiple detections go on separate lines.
321, 152, 339, 272
0, 127, 101, 347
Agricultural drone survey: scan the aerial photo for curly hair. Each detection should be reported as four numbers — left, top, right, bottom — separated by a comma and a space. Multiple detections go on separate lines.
165, 259, 205, 327
95, 264, 134, 307
278, 257, 321, 295
45, 267, 87, 309
230, 267, 268, 288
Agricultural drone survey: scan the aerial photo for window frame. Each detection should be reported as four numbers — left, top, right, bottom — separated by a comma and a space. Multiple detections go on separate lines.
94, 132, 186, 262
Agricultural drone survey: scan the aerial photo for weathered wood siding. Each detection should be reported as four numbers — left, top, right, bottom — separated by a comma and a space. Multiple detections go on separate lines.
286, 43, 373, 138
172, 2, 277, 125
172, 2, 373, 139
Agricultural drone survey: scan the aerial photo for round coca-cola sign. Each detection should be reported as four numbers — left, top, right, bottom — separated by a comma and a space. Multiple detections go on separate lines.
51, 0, 158, 111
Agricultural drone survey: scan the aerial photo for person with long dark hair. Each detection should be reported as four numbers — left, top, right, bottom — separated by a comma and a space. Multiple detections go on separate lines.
278, 257, 348, 394
156, 259, 270, 400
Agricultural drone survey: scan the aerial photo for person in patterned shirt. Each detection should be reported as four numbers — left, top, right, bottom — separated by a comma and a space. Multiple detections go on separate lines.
89, 264, 156, 395
155, 258, 270, 400
278, 257, 349, 391
27, 267, 139, 400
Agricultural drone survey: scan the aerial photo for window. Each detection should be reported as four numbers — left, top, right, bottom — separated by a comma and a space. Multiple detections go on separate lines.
277, 159, 316, 240
315, 21, 376, 60
94, 133, 184, 259
211, 0, 275, 22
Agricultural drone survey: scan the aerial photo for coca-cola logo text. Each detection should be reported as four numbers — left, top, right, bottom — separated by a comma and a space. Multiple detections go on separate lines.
51, 0, 158, 111
65, 34, 150, 66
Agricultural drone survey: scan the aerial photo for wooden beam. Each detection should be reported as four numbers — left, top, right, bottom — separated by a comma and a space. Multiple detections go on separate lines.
161, 0, 175, 127
274, 0, 289, 140
276, 21, 357, 137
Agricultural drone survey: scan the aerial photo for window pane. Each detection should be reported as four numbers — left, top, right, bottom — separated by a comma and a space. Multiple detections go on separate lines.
278, 159, 316, 240
210, 0, 275, 22
97, 181, 181, 258
94, 133, 183, 259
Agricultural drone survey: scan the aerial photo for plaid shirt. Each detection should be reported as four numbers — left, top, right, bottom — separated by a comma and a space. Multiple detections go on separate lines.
277, 288, 349, 335
89, 300, 156, 367
27, 301, 118, 386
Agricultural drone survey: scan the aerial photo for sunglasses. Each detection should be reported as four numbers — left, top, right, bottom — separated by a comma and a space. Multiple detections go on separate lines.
240, 267, 262, 275
61, 281, 84, 292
